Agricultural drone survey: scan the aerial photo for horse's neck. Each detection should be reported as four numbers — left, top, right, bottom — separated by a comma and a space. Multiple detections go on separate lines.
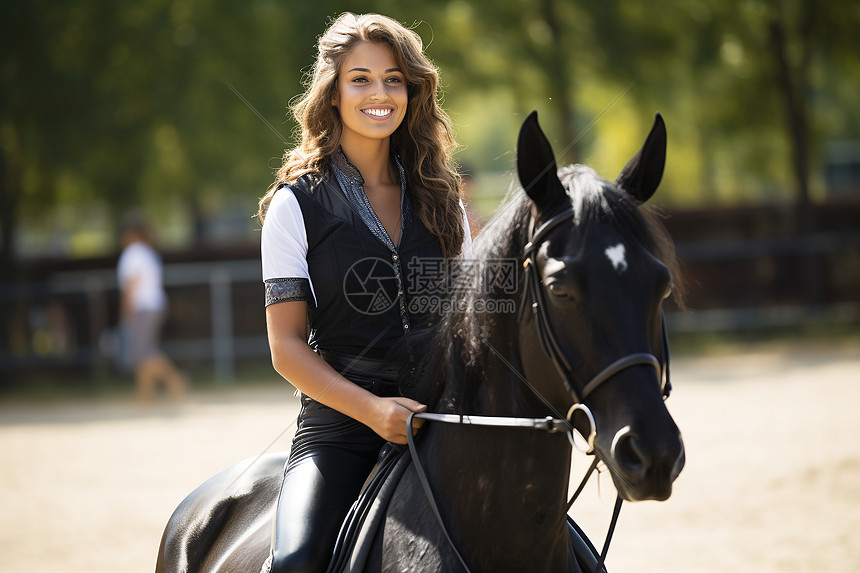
425, 423, 572, 569
424, 339, 573, 568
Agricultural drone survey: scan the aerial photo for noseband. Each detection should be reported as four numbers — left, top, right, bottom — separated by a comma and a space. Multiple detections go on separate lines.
522, 206, 672, 452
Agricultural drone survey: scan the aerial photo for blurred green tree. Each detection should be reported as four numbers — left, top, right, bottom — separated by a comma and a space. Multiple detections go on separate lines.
584, 0, 860, 212
1, 0, 858, 273
0, 0, 330, 271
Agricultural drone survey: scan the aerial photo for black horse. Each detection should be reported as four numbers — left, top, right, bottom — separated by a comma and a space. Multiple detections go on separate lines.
156, 111, 685, 572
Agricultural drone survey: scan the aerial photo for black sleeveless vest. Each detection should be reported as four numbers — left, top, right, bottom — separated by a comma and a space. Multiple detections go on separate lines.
288, 168, 445, 360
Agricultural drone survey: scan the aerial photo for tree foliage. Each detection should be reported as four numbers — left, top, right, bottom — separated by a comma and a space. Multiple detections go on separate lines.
1, 0, 857, 269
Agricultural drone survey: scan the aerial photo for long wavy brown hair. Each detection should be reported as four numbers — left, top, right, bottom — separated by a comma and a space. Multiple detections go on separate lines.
257, 12, 464, 258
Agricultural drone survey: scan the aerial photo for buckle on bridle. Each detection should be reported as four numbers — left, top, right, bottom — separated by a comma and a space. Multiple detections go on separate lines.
536, 416, 567, 433
566, 403, 596, 454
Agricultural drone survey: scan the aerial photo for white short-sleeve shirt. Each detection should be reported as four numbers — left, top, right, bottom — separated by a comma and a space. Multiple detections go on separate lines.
261, 187, 318, 305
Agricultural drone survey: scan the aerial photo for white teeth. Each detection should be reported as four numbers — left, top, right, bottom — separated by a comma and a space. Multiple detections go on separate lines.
364, 108, 392, 117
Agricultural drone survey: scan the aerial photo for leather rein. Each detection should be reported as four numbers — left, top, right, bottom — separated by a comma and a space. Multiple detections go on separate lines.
406, 206, 673, 572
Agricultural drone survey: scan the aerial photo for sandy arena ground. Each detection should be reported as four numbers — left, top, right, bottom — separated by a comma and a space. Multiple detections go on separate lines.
1, 341, 858, 572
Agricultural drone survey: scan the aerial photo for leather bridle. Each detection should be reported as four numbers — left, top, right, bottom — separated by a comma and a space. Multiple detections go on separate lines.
522, 206, 672, 452
406, 205, 674, 572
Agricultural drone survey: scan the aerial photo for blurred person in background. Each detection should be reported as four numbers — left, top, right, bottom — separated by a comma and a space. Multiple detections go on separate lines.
117, 212, 187, 403
256, 12, 472, 573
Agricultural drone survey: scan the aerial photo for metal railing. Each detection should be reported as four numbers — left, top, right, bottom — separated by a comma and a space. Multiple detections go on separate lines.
1, 260, 267, 382
2, 229, 858, 381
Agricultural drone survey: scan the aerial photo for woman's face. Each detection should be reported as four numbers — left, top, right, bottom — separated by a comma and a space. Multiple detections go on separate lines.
332, 41, 408, 146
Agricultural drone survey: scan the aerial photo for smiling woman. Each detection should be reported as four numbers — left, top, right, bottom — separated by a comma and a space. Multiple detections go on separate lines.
333, 42, 408, 147
243, 12, 472, 573
331, 41, 410, 245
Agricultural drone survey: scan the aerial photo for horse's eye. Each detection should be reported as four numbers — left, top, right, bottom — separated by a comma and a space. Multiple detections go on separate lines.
548, 282, 568, 297
662, 285, 673, 300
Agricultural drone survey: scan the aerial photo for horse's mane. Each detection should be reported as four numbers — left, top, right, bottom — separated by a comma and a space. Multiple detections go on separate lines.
401, 165, 684, 411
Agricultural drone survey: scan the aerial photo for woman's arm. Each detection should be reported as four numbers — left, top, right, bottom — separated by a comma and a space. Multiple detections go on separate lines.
266, 301, 425, 444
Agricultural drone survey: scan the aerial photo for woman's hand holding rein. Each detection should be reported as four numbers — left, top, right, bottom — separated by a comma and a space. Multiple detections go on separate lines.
366, 396, 427, 444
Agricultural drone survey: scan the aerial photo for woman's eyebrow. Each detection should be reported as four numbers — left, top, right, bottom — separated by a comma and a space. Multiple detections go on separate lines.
346, 67, 403, 74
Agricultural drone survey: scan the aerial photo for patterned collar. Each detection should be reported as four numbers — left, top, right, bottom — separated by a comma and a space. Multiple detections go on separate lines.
331, 147, 366, 184
331, 147, 409, 188
330, 148, 412, 250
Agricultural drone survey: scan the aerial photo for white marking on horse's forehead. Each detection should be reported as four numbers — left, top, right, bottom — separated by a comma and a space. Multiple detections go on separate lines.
605, 243, 628, 273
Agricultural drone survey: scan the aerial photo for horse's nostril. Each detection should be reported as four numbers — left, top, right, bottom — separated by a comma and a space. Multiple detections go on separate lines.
613, 433, 649, 480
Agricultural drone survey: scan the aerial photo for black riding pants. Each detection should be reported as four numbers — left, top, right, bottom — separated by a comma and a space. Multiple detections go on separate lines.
270, 354, 401, 573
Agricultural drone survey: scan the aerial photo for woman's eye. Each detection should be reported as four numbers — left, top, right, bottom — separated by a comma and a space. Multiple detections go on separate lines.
386, 76, 402, 83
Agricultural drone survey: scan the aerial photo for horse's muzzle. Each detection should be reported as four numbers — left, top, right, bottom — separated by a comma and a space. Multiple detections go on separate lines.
610, 427, 685, 502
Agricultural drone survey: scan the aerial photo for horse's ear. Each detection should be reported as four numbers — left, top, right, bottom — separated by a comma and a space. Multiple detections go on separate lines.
616, 113, 667, 203
517, 111, 566, 209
